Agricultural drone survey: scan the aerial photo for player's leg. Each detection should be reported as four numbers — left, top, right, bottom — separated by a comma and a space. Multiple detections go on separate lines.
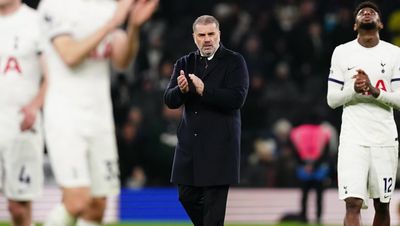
370, 145, 398, 226
344, 197, 363, 226
372, 199, 390, 226
8, 200, 31, 226
77, 131, 119, 225
4, 130, 44, 226
337, 143, 369, 226
44, 125, 91, 226
77, 197, 106, 226
63, 187, 92, 216
45, 184, 92, 226
48, 187, 92, 226
45, 181, 92, 225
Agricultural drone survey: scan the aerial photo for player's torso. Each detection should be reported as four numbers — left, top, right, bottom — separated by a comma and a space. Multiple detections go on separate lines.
64, 0, 116, 81
68, 0, 115, 44
46, 0, 116, 71
42, 0, 116, 130
341, 41, 397, 92
0, 5, 42, 135
339, 40, 399, 146
0, 5, 42, 106
44, 0, 116, 89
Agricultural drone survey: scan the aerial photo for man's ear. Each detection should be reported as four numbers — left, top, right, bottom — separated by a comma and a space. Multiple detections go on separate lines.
378, 22, 384, 30
353, 23, 357, 31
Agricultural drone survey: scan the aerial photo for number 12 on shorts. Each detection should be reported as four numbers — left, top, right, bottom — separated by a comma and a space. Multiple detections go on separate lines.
383, 177, 393, 193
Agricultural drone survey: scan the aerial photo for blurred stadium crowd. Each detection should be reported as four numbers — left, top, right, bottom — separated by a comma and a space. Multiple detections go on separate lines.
23, 0, 400, 188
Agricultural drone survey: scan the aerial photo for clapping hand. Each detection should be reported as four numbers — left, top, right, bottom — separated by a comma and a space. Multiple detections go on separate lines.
111, 0, 134, 29
353, 69, 370, 94
129, 0, 159, 27
189, 74, 204, 96
353, 69, 380, 97
177, 70, 189, 93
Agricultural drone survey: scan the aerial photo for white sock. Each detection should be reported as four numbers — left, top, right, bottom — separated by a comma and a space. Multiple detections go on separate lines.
76, 219, 100, 226
43, 204, 75, 226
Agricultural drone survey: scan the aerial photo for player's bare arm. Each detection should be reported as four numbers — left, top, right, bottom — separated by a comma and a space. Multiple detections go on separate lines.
20, 55, 48, 131
52, 0, 134, 67
111, 0, 159, 70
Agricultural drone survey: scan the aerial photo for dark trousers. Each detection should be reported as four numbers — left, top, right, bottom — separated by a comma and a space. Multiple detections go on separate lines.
300, 180, 324, 223
178, 184, 229, 226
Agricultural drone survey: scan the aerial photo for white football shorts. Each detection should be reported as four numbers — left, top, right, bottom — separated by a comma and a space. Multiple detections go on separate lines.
45, 124, 120, 197
338, 142, 398, 208
0, 126, 44, 201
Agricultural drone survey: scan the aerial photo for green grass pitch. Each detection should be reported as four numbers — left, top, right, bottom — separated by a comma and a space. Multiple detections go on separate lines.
0, 222, 338, 226
104, 223, 337, 226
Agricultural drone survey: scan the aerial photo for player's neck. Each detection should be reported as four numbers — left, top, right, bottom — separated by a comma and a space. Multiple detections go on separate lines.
0, 1, 21, 16
357, 32, 380, 48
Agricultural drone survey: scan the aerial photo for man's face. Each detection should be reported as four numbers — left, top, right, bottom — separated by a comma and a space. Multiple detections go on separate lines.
354, 7, 383, 31
193, 23, 220, 57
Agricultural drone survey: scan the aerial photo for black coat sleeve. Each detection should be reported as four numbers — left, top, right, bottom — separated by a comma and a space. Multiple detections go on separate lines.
164, 59, 188, 109
201, 54, 249, 110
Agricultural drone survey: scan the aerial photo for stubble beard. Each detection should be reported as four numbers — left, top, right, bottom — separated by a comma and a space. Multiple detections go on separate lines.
359, 21, 378, 30
201, 48, 214, 57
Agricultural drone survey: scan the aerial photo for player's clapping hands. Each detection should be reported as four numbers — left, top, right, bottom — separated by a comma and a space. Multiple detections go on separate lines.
129, 0, 159, 27
111, 0, 135, 28
109, 0, 159, 30
353, 69, 370, 94
353, 69, 380, 97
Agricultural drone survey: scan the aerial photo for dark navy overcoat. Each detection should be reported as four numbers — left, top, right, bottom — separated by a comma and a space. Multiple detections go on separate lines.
164, 45, 249, 186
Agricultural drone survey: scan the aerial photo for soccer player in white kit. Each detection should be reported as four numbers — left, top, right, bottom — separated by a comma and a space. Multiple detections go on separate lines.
37, 0, 158, 225
327, 1, 400, 226
0, 0, 48, 225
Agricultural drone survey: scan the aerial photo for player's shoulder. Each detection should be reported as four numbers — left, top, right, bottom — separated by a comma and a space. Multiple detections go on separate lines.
379, 40, 398, 48
37, 0, 53, 10
20, 4, 37, 15
14, 4, 40, 26
333, 39, 358, 54
378, 40, 400, 52
376, 40, 400, 60
38, 0, 70, 13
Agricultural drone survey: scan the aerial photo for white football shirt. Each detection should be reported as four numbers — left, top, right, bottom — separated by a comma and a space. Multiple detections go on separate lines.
327, 39, 400, 146
38, 0, 117, 131
0, 4, 43, 136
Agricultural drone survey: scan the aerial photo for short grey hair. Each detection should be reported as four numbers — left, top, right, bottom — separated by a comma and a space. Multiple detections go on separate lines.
192, 15, 220, 32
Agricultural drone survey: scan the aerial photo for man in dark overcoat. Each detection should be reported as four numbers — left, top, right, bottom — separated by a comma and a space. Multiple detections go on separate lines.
164, 15, 249, 226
